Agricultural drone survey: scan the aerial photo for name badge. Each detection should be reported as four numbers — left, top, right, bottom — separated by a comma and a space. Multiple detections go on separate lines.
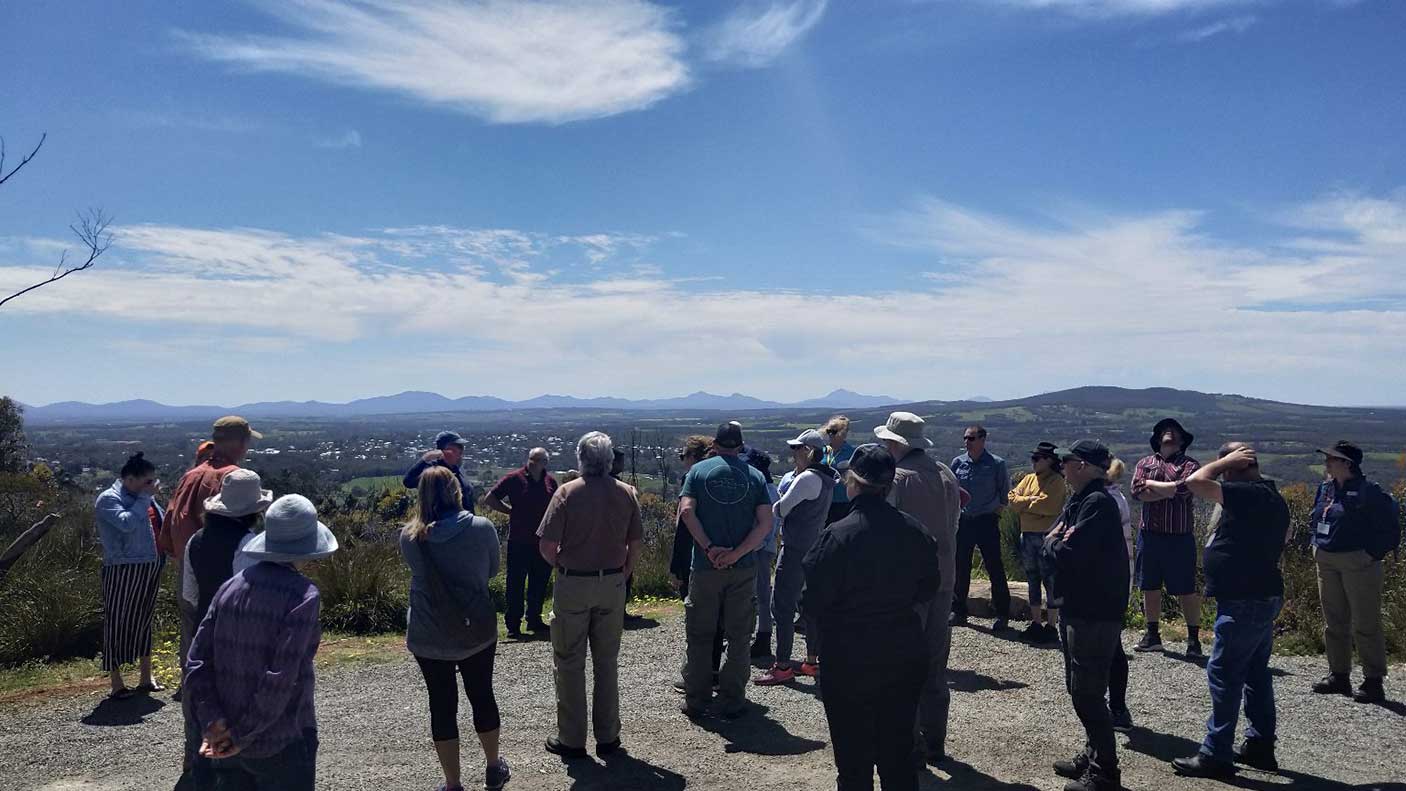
1316, 521, 1332, 536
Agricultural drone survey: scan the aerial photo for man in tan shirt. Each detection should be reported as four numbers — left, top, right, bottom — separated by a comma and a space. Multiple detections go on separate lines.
537, 431, 643, 760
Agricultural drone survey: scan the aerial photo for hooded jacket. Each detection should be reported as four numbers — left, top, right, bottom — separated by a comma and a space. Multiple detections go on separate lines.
400, 511, 500, 660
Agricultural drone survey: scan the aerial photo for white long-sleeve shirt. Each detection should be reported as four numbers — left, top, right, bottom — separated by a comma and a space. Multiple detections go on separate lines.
773, 468, 828, 519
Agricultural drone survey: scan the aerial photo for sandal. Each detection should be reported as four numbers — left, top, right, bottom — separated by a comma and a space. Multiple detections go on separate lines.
134, 682, 166, 694
107, 687, 136, 700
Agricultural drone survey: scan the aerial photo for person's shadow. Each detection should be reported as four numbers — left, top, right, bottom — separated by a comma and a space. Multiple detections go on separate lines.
692, 701, 827, 756
566, 750, 687, 790
948, 667, 1029, 693
920, 756, 1043, 790
622, 616, 661, 632
1125, 728, 1381, 790
81, 693, 166, 726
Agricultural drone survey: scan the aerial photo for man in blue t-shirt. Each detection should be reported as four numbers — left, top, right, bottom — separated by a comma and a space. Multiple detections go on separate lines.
678, 421, 774, 718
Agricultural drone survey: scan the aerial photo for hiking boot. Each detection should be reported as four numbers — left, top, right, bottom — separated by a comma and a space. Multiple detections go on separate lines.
1185, 639, 1204, 659
1312, 673, 1352, 696
1022, 621, 1045, 640
1110, 707, 1134, 733
753, 664, 796, 686
1053, 752, 1089, 780
1354, 677, 1386, 704
544, 738, 587, 760
1064, 769, 1121, 791
485, 757, 511, 790
797, 660, 820, 677
1172, 753, 1236, 778
750, 631, 772, 659
1234, 738, 1278, 773
1133, 632, 1162, 652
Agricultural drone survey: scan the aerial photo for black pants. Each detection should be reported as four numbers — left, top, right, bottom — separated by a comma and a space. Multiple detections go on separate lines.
1060, 618, 1121, 779
1109, 644, 1129, 713
952, 512, 1010, 619
821, 629, 926, 791
415, 649, 501, 742
505, 540, 551, 630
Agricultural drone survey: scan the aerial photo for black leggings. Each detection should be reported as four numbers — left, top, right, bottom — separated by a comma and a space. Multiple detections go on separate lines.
415, 649, 501, 742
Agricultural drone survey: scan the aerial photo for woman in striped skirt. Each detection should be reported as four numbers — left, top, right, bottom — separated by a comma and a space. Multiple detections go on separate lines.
95, 452, 167, 699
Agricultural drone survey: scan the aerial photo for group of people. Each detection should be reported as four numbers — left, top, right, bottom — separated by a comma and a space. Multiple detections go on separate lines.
89, 411, 1400, 791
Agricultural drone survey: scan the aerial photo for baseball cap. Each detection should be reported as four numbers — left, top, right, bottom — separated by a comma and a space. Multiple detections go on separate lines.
212, 415, 262, 441
714, 421, 744, 449
434, 431, 468, 449
786, 429, 828, 452
837, 443, 896, 487
1317, 441, 1363, 465
1054, 439, 1112, 470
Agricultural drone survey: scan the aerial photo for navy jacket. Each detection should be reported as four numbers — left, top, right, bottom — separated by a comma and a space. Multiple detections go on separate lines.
1043, 478, 1130, 622
403, 458, 476, 514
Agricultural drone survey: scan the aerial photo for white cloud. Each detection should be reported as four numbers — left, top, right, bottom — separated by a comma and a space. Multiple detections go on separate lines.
705, 0, 828, 68
179, 0, 690, 124
2, 192, 1404, 404
1178, 14, 1257, 40
315, 129, 362, 149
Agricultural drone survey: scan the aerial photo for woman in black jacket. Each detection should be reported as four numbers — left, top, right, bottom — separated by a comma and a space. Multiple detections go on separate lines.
802, 444, 938, 791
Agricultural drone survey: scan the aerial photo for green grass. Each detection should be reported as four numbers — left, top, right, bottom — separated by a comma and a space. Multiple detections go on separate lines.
340, 475, 403, 495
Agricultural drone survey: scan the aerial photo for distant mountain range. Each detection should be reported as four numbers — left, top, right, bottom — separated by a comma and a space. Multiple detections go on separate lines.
18, 388, 903, 424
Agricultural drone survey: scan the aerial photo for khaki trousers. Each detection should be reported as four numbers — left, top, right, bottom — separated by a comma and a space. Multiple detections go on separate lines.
550, 571, 626, 748
1315, 548, 1388, 679
684, 566, 757, 712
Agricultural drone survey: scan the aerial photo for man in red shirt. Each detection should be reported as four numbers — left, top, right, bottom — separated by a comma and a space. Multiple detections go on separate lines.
1131, 418, 1204, 657
160, 416, 260, 671
486, 447, 557, 638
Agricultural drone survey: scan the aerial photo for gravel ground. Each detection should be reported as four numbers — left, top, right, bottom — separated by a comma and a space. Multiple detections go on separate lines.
3, 610, 1403, 791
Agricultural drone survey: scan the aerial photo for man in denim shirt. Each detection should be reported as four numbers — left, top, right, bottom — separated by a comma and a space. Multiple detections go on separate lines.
951, 425, 1011, 629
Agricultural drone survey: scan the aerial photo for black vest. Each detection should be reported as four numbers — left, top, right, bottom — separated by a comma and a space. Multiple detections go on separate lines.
188, 513, 256, 622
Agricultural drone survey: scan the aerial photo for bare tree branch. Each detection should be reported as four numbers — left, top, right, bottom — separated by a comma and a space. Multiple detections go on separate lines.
0, 512, 61, 586
0, 133, 44, 188
0, 208, 113, 310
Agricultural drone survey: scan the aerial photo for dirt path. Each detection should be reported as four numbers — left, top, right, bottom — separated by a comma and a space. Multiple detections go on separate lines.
3, 610, 1403, 790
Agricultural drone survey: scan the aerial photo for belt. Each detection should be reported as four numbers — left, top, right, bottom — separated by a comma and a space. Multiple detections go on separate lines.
557, 566, 624, 577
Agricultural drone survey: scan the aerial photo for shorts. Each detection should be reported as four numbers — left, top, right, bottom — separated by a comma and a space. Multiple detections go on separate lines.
1135, 530, 1197, 595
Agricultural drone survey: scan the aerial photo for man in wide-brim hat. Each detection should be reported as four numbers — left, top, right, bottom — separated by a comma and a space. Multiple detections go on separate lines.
1130, 417, 1205, 657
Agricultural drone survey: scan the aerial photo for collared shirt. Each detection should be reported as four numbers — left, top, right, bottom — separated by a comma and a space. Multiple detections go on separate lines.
185, 562, 321, 760
160, 455, 239, 559
1131, 452, 1201, 534
537, 476, 643, 571
951, 450, 1010, 516
489, 466, 559, 543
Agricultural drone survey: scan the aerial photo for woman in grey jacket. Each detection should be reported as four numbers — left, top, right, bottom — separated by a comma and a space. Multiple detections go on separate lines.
401, 467, 509, 791
94, 452, 166, 699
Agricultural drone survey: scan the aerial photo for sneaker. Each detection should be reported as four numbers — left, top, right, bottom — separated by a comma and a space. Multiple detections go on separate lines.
992, 618, 1010, 632
1185, 639, 1204, 659
1234, 738, 1278, 773
1022, 621, 1045, 640
485, 757, 510, 790
1053, 752, 1089, 780
1110, 707, 1134, 733
1133, 632, 1162, 653
753, 664, 796, 686
1172, 753, 1236, 778
543, 737, 587, 760
797, 661, 820, 677
1353, 677, 1386, 704
1312, 673, 1352, 696
750, 632, 772, 659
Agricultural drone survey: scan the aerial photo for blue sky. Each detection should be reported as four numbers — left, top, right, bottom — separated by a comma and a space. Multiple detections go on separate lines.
2, 0, 1403, 407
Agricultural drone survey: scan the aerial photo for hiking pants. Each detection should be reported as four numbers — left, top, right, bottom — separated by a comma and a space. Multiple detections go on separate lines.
1315, 548, 1388, 679
913, 591, 953, 756
1060, 617, 1121, 779
685, 566, 756, 713
550, 571, 626, 748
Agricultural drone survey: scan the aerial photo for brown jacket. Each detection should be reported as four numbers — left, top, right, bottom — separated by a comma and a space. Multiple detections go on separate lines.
890, 448, 960, 595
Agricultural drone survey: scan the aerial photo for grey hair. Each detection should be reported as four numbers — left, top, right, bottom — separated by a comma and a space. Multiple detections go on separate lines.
576, 432, 614, 477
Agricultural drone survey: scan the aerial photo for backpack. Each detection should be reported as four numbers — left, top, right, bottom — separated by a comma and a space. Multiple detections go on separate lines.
1368, 486, 1402, 561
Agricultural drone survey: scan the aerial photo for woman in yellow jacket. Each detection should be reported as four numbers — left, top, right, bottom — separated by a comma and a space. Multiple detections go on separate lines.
1009, 442, 1069, 643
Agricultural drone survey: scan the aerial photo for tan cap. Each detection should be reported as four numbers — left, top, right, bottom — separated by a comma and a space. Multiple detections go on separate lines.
212, 415, 262, 440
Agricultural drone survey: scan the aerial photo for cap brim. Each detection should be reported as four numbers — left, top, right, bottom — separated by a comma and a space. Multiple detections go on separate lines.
1316, 448, 1352, 461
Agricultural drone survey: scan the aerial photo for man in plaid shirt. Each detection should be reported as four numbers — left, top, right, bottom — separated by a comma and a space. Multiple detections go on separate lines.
1131, 418, 1204, 657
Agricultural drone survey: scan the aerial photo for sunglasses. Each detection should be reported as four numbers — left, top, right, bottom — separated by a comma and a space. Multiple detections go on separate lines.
963, 436, 980, 442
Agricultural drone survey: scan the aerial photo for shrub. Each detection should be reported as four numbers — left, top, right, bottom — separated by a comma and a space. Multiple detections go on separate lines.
0, 508, 106, 664
305, 522, 408, 634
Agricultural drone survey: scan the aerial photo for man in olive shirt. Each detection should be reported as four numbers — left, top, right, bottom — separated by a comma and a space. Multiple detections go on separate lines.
537, 432, 643, 760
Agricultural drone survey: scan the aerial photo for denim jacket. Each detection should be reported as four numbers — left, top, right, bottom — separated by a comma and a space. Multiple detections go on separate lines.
95, 479, 161, 566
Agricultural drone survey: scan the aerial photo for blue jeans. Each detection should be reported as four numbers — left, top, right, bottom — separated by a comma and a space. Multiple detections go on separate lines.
1201, 597, 1282, 762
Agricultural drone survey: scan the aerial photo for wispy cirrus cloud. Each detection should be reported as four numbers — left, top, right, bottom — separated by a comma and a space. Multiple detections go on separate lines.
1178, 14, 1257, 40
705, 0, 829, 68
178, 0, 690, 124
